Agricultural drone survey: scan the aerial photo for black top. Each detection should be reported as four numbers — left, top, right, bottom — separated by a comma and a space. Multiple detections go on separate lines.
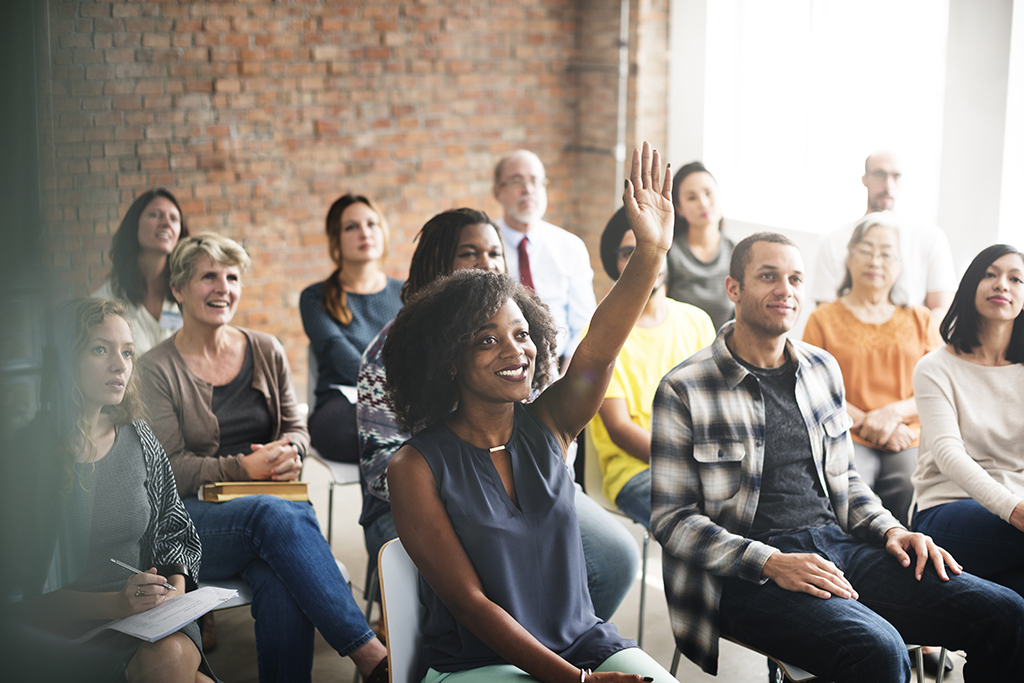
737, 355, 838, 541
212, 340, 273, 457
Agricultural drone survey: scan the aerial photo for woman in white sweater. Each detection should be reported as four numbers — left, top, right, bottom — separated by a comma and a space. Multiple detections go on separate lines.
911, 244, 1024, 596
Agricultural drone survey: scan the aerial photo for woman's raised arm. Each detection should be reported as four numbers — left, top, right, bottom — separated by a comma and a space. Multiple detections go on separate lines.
534, 141, 674, 449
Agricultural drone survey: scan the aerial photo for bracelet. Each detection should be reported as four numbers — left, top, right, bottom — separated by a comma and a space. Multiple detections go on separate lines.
580, 668, 592, 681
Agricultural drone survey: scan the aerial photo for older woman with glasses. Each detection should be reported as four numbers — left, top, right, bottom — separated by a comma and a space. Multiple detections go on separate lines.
138, 232, 388, 683
803, 212, 940, 525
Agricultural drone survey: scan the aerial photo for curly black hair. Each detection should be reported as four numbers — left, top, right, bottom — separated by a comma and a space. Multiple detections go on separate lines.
382, 270, 559, 434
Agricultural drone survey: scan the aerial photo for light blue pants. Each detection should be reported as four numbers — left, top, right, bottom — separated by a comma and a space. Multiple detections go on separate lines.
422, 647, 677, 682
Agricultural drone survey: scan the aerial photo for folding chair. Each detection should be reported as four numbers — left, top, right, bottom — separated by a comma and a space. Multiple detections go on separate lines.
303, 345, 362, 545
582, 428, 650, 647
377, 538, 426, 683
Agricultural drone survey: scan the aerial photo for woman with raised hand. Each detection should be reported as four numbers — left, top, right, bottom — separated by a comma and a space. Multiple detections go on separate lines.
357, 209, 639, 622
911, 244, 1024, 597
301, 194, 403, 463
138, 232, 388, 683
10, 298, 214, 682
382, 143, 678, 683
803, 213, 940, 525
93, 188, 188, 356
665, 161, 733, 330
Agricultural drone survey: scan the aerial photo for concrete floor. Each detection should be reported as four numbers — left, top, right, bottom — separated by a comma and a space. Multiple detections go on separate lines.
204, 459, 966, 682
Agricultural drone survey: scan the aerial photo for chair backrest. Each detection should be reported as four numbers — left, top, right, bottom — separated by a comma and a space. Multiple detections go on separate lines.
378, 538, 425, 683
582, 427, 617, 511
307, 345, 319, 410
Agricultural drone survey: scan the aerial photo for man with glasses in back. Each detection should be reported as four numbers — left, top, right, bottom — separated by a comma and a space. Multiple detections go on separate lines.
811, 150, 956, 319
493, 150, 597, 363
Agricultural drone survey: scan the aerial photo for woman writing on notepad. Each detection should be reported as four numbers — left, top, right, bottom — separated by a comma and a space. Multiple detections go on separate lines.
9, 298, 214, 682
137, 232, 388, 683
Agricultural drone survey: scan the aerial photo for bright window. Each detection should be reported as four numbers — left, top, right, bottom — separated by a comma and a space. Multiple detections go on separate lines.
700, 0, 949, 233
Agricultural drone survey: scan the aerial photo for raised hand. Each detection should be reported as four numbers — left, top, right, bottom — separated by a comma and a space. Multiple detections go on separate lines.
622, 141, 674, 255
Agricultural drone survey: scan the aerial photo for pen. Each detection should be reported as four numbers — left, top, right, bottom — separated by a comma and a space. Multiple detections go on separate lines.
110, 558, 178, 591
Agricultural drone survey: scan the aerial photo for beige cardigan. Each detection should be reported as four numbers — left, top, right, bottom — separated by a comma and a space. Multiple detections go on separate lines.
139, 328, 310, 497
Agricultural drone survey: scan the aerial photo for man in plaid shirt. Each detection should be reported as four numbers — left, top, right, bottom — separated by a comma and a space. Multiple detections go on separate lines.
650, 232, 1024, 680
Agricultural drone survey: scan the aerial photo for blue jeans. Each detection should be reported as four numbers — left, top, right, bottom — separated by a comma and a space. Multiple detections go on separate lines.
361, 485, 640, 621
614, 469, 651, 530
718, 524, 1024, 682
913, 499, 1024, 597
184, 496, 375, 683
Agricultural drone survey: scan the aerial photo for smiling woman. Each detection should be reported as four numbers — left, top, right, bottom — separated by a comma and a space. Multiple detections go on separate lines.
92, 188, 189, 356
911, 244, 1024, 598
138, 232, 389, 683
379, 143, 680, 683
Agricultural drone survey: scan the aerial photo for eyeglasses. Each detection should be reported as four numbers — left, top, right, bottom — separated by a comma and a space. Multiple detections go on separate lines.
616, 246, 635, 261
868, 170, 902, 183
850, 246, 899, 264
499, 175, 550, 190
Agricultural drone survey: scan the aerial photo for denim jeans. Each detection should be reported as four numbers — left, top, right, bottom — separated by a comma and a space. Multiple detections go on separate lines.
361, 484, 639, 622
718, 524, 1024, 682
913, 499, 1024, 597
614, 469, 651, 530
184, 495, 375, 683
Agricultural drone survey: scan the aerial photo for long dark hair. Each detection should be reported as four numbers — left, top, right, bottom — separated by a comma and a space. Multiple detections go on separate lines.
940, 244, 1024, 363
401, 208, 501, 304
671, 161, 724, 236
109, 188, 188, 305
321, 194, 390, 325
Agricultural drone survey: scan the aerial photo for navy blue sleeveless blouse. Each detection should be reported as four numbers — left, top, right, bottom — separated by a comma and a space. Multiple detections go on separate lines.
407, 403, 633, 674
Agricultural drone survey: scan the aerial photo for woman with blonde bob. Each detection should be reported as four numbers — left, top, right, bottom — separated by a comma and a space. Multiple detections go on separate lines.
9, 298, 214, 682
139, 232, 388, 683
301, 194, 403, 463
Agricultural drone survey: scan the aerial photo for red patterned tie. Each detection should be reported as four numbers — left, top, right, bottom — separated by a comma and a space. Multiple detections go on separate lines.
518, 236, 535, 292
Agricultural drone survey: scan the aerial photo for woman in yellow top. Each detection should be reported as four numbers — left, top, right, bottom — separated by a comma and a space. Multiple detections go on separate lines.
804, 212, 940, 524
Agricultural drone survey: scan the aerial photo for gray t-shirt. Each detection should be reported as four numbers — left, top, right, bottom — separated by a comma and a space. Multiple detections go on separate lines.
737, 355, 838, 541
665, 227, 734, 330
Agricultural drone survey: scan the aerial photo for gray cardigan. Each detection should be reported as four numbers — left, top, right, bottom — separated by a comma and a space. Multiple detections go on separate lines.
139, 328, 310, 497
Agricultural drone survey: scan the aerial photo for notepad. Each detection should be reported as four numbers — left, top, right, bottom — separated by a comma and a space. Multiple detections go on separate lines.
75, 586, 238, 643
198, 481, 309, 502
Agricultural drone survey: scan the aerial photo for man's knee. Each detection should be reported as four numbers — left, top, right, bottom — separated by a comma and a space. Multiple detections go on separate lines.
831, 622, 909, 683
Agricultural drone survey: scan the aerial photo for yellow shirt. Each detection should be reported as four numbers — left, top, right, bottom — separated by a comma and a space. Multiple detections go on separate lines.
588, 299, 715, 503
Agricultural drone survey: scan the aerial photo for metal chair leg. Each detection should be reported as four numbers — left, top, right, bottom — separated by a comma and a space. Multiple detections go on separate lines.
913, 646, 924, 683
934, 647, 949, 683
670, 646, 681, 676
637, 529, 649, 649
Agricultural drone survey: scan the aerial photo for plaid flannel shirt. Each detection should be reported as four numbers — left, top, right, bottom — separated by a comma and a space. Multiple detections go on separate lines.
650, 322, 902, 675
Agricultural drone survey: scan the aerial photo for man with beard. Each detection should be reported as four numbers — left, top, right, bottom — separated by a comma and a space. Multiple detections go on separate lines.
810, 151, 955, 319
493, 150, 597, 362
650, 232, 1024, 681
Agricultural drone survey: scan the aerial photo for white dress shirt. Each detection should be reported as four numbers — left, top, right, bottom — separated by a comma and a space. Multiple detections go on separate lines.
810, 215, 956, 306
500, 218, 597, 358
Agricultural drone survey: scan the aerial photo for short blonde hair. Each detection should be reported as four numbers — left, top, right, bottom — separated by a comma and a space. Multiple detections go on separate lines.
169, 232, 251, 292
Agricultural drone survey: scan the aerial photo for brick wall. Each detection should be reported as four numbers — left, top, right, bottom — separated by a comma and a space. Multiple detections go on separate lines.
39, 0, 669, 400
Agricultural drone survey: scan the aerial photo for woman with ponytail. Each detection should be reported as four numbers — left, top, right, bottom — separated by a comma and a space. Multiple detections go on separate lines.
300, 194, 403, 463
